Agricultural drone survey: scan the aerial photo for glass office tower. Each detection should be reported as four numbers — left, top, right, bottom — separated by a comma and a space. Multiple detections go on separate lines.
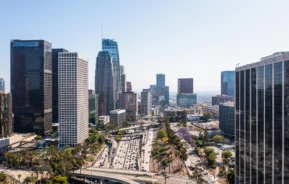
221, 71, 235, 97
235, 52, 289, 183
10, 40, 52, 135
102, 39, 121, 94
156, 74, 165, 88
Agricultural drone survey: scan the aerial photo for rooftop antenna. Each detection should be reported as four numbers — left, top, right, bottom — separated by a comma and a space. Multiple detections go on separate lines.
236, 63, 241, 68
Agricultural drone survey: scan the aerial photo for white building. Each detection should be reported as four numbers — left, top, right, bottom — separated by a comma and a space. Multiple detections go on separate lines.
110, 109, 126, 127
58, 52, 88, 147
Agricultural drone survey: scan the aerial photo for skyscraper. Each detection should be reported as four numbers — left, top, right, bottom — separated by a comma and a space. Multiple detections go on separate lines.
141, 89, 151, 116
11, 40, 52, 135
52, 48, 68, 123
121, 74, 126, 93
95, 51, 116, 116
235, 52, 289, 183
221, 71, 235, 97
177, 93, 197, 107
178, 78, 194, 93
0, 93, 13, 137
58, 52, 88, 147
127, 82, 132, 92
102, 39, 121, 94
156, 74, 165, 88
0, 78, 5, 93
120, 65, 125, 75
219, 102, 234, 140
119, 92, 138, 117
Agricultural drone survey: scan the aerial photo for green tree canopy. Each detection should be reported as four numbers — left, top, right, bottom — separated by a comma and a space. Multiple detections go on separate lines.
207, 152, 217, 168
156, 129, 167, 140
222, 150, 233, 158
0, 172, 6, 182
203, 148, 215, 157
52, 175, 68, 184
227, 169, 235, 184
212, 135, 225, 143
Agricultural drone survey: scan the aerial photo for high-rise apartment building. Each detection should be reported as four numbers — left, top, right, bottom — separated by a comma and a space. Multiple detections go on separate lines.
119, 92, 138, 117
0, 93, 13, 137
235, 52, 289, 183
52, 48, 68, 123
178, 78, 194, 93
10, 40, 52, 135
221, 71, 235, 97
95, 51, 116, 116
141, 89, 152, 116
219, 102, 234, 139
0, 78, 5, 93
102, 39, 121, 94
58, 52, 88, 147
156, 74, 165, 88
127, 82, 132, 92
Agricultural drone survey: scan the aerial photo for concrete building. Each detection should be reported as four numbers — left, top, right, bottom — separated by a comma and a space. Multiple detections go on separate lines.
0, 93, 13, 137
178, 78, 194, 93
212, 94, 234, 105
120, 65, 125, 75
89, 93, 98, 125
88, 89, 94, 94
52, 48, 68, 123
126, 82, 132, 92
177, 93, 197, 107
119, 92, 138, 117
58, 52, 88, 147
99, 115, 110, 126
121, 74, 126, 93
235, 52, 289, 183
219, 102, 234, 139
110, 109, 126, 127
10, 40, 52, 135
221, 71, 235, 97
0, 78, 5, 94
95, 51, 116, 116
156, 74, 165, 88
141, 89, 152, 117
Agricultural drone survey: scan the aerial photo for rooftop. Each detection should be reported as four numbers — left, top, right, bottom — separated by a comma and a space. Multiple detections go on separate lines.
110, 109, 126, 114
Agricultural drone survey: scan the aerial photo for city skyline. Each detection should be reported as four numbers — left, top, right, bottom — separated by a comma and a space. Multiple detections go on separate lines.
2, 1, 289, 92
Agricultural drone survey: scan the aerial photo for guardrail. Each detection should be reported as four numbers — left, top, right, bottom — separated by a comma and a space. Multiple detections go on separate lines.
83, 167, 154, 177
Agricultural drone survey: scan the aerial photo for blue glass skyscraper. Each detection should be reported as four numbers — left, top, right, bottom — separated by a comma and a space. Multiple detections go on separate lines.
0, 78, 4, 91
221, 71, 235, 97
102, 39, 121, 93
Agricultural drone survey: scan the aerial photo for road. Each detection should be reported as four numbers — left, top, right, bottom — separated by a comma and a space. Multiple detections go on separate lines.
141, 128, 154, 171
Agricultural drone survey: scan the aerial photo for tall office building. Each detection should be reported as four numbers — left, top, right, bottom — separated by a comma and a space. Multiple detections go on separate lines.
156, 74, 165, 88
127, 82, 132, 92
177, 93, 197, 107
141, 89, 152, 116
58, 52, 88, 147
0, 78, 5, 93
119, 92, 138, 117
102, 39, 121, 94
52, 48, 68, 123
89, 93, 98, 125
121, 74, 126, 93
219, 102, 234, 139
178, 78, 194, 93
0, 93, 13, 137
235, 52, 289, 183
95, 51, 116, 116
110, 109, 126, 127
120, 65, 125, 75
11, 40, 52, 135
221, 71, 235, 97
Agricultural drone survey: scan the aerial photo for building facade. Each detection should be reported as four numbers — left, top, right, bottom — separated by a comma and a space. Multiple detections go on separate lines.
219, 102, 234, 139
157, 74, 165, 88
121, 74, 126, 93
58, 52, 88, 147
95, 51, 116, 116
177, 93, 197, 108
150, 74, 169, 106
0, 94, 13, 137
102, 39, 121, 95
89, 93, 98, 125
235, 52, 289, 183
141, 89, 152, 116
10, 40, 52, 135
119, 92, 138, 117
221, 71, 235, 97
212, 95, 234, 106
52, 48, 68, 123
0, 78, 5, 93
126, 82, 132, 92
110, 109, 126, 127
178, 78, 194, 93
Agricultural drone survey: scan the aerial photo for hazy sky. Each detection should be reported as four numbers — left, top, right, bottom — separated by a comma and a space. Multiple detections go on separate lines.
1, 0, 289, 93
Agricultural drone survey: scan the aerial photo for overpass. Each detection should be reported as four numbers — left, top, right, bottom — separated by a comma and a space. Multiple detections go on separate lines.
71, 167, 158, 184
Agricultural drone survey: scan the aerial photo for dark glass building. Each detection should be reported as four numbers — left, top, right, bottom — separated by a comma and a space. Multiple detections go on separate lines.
178, 78, 194, 93
52, 48, 68, 123
95, 51, 115, 116
10, 40, 52, 135
177, 93, 197, 107
221, 71, 235, 97
0, 93, 13, 137
235, 52, 289, 183
219, 102, 234, 139
157, 74, 165, 88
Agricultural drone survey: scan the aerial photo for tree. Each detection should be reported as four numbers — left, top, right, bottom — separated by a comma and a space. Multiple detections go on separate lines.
24, 176, 37, 184
52, 175, 68, 184
200, 113, 212, 122
227, 169, 235, 184
219, 165, 227, 178
203, 148, 215, 157
35, 135, 42, 140
207, 152, 217, 168
188, 167, 208, 184
195, 147, 201, 156
0, 172, 7, 182
115, 136, 121, 142
212, 135, 225, 143
17, 174, 22, 183
222, 150, 233, 165
157, 129, 167, 140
